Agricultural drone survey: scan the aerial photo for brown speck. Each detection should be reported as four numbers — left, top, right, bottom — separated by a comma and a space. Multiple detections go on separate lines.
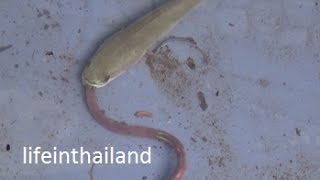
228, 23, 235, 27
14, 64, 19, 68
197, 91, 208, 111
295, 128, 301, 136
134, 111, 152, 118
38, 91, 43, 97
6, 144, 10, 151
45, 51, 53, 56
186, 57, 196, 70
44, 24, 49, 30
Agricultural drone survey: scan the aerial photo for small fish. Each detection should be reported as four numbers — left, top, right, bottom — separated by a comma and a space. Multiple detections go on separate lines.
82, 0, 201, 88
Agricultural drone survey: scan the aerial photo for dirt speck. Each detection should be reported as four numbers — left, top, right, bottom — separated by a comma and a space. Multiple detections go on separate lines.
257, 78, 270, 88
14, 64, 19, 68
51, 21, 60, 28
38, 91, 43, 97
186, 57, 196, 70
45, 51, 53, 56
6, 144, 10, 151
197, 91, 208, 111
202, 136, 208, 142
44, 24, 49, 30
61, 76, 69, 83
37, 9, 50, 18
215, 90, 220, 96
142, 176, 147, 180
190, 137, 197, 142
295, 128, 301, 136
228, 23, 235, 27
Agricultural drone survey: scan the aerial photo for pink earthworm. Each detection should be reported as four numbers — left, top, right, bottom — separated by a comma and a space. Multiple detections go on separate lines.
85, 86, 186, 180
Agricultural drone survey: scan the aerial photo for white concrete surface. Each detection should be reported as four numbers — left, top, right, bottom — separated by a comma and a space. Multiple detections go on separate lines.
0, 0, 319, 179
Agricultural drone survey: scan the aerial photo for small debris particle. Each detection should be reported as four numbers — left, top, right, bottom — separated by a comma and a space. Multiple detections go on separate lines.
61, 76, 69, 83
38, 91, 43, 97
208, 158, 213, 166
142, 176, 147, 180
315, 2, 318, 6
186, 57, 196, 70
51, 21, 60, 28
134, 111, 153, 118
282, 82, 286, 85
190, 137, 197, 143
228, 23, 235, 27
45, 51, 53, 56
14, 64, 19, 68
202, 137, 207, 142
37, 9, 50, 18
295, 128, 301, 136
78, 29, 81, 33
197, 91, 208, 111
0, 45, 13, 53
6, 144, 10, 151
215, 90, 219, 96
44, 24, 49, 30
258, 78, 270, 88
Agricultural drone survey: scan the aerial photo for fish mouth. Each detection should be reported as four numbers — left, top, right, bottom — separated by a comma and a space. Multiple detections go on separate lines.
81, 73, 107, 88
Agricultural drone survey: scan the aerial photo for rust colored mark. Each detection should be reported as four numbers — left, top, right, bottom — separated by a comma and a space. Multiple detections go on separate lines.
134, 111, 153, 118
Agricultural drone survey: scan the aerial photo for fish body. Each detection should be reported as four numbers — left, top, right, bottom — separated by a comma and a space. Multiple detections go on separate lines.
82, 0, 201, 88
